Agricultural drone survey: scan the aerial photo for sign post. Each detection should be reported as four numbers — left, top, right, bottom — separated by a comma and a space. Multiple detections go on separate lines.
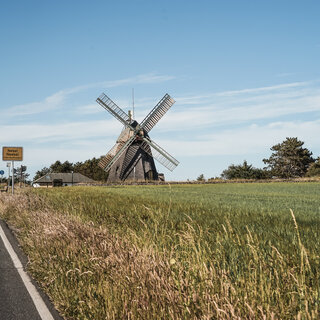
2, 147, 23, 195
6, 162, 11, 190
11, 161, 14, 194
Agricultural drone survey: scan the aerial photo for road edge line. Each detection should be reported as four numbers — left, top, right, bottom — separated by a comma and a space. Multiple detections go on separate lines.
0, 223, 55, 320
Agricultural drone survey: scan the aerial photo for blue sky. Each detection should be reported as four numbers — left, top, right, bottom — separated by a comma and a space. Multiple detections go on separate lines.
1, 0, 320, 180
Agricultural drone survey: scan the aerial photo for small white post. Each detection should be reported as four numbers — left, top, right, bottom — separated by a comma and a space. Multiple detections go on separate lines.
11, 161, 14, 195
7, 162, 11, 188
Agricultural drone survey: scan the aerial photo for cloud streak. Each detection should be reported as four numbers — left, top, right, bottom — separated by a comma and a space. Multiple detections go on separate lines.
3, 73, 175, 118
158, 120, 320, 157
214, 81, 309, 97
0, 120, 123, 143
156, 82, 320, 132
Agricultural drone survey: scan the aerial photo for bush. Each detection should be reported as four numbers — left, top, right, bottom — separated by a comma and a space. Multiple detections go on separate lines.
306, 158, 320, 177
221, 160, 269, 180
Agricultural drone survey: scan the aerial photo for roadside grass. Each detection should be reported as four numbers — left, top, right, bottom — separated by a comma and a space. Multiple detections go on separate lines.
0, 182, 319, 319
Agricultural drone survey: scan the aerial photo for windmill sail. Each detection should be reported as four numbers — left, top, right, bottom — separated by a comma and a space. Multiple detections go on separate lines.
119, 144, 142, 179
96, 93, 135, 129
140, 138, 179, 171
140, 94, 175, 133
99, 135, 136, 172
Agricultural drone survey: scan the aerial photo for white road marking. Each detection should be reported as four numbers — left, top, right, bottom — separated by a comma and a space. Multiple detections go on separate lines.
0, 223, 55, 320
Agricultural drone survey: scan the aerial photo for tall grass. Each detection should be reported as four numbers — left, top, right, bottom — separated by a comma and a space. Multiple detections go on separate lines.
0, 182, 319, 319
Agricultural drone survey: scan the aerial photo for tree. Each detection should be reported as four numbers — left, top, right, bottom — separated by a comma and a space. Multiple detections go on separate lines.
14, 165, 30, 183
33, 157, 109, 182
221, 160, 269, 180
263, 137, 314, 178
196, 174, 205, 181
74, 157, 109, 181
306, 157, 320, 177
34, 167, 51, 181
50, 160, 74, 173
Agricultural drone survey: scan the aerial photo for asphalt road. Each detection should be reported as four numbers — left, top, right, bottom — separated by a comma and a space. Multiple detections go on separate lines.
0, 219, 62, 320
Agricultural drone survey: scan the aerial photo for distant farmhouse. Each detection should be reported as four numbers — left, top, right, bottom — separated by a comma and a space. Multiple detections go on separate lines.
33, 173, 95, 187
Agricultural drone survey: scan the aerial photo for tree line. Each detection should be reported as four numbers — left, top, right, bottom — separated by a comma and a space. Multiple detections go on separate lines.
33, 157, 109, 182
34, 137, 320, 183
221, 137, 319, 179
202, 137, 320, 181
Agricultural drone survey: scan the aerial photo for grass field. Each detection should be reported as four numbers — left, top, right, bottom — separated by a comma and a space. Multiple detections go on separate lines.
0, 182, 319, 319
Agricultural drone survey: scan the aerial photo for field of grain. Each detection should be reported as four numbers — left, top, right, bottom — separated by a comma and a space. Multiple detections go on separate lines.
0, 182, 319, 319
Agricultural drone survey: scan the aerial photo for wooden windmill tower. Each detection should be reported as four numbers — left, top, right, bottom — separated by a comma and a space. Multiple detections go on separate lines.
96, 93, 179, 182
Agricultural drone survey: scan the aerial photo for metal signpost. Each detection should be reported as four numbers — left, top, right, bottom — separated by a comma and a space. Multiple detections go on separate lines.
6, 162, 11, 190
2, 147, 23, 195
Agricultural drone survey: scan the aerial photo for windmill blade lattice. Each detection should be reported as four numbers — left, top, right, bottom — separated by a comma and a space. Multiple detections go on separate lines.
99, 135, 136, 172
140, 94, 175, 133
140, 138, 179, 171
119, 144, 142, 179
96, 93, 135, 129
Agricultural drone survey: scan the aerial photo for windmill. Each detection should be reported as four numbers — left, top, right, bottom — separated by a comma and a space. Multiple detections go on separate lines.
96, 93, 179, 182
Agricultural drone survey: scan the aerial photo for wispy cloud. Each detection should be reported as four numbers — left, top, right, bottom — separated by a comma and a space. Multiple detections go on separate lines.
276, 72, 296, 78
3, 73, 175, 118
215, 81, 308, 97
158, 120, 320, 157
155, 81, 320, 132
6, 91, 66, 116
62, 73, 176, 95
174, 81, 309, 105
76, 104, 103, 115
0, 120, 122, 143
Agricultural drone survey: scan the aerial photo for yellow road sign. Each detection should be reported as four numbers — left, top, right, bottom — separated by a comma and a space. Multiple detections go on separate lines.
2, 147, 23, 161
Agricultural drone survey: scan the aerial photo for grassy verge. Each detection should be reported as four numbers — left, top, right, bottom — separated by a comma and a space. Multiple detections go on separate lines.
0, 183, 319, 319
